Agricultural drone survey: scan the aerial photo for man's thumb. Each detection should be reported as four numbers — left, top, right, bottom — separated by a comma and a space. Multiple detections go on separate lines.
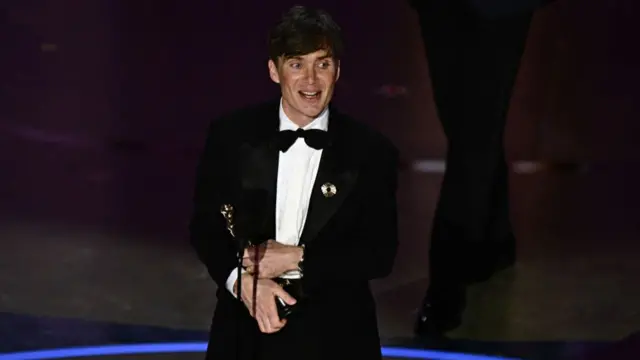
275, 288, 297, 305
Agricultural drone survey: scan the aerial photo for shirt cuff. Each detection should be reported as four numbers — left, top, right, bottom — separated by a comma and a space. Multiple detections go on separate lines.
225, 267, 247, 298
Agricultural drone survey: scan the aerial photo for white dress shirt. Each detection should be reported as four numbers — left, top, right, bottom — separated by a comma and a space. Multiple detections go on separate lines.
225, 99, 328, 296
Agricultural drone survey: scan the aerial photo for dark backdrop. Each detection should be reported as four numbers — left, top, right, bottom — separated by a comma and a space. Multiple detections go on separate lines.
1, 0, 638, 239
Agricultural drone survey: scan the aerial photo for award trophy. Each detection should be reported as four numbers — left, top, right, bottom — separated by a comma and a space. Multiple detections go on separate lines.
220, 204, 250, 312
220, 203, 302, 319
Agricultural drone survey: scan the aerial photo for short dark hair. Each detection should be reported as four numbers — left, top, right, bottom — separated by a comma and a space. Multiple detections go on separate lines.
268, 5, 343, 63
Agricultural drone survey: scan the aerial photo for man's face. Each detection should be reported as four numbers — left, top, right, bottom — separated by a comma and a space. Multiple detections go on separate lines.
268, 49, 340, 126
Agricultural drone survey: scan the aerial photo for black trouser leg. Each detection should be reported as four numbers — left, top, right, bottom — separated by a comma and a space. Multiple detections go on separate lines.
413, 1, 532, 333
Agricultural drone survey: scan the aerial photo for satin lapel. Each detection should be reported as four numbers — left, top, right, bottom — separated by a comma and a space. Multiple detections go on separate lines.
299, 112, 359, 246
237, 106, 279, 239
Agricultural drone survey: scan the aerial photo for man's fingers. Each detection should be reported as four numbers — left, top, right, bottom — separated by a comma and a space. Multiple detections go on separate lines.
256, 315, 269, 333
273, 287, 297, 305
243, 260, 257, 273
248, 244, 264, 254
245, 279, 291, 334
258, 302, 283, 334
266, 297, 284, 329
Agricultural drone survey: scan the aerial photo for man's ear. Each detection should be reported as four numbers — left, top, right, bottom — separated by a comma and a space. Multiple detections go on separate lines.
268, 59, 280, 84
335, 60, 341, 82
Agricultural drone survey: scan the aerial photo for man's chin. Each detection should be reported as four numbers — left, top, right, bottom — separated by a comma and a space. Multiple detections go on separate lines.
284, 98, 330, 122
299, 100, 328, 116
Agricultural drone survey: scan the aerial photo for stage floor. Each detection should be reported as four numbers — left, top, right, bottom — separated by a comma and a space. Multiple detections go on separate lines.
0, 312, 637, 360
1, 149, 639, 359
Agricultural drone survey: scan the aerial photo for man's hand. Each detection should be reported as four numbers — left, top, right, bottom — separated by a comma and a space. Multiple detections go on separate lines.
235, 273, 296, 333
243, 240, 303, 279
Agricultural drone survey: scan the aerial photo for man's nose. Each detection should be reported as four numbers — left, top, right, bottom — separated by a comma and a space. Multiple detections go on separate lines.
304, 67, 317, 84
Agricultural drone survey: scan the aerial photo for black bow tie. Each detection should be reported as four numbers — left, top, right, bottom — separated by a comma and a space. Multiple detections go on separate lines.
275, 128, 330, 152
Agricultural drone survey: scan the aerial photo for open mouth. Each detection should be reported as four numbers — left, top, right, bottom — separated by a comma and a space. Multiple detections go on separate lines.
299, 91, 321, 101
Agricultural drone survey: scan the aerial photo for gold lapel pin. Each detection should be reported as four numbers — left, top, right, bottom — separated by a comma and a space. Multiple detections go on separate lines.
321, 182, 337, 198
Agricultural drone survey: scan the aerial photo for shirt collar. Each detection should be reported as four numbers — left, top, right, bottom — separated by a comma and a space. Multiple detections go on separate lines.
278, 98, 329, 131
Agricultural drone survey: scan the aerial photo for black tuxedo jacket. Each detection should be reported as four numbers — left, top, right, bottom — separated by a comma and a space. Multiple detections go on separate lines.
189, 100, 399, 359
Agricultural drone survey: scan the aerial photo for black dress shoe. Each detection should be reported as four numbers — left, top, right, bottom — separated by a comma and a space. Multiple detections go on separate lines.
414, 286, 465, 337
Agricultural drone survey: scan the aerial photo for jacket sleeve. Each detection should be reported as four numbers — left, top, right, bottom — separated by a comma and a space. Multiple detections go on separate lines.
189, 120, 239, 288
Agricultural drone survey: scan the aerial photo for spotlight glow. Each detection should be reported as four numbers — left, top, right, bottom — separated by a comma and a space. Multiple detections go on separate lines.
0, 342, 521, 360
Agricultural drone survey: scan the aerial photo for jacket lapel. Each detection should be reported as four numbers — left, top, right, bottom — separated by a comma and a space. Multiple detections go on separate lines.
299, 109, 360, 246
237, 104, 280, 240
235, 102, 361, 245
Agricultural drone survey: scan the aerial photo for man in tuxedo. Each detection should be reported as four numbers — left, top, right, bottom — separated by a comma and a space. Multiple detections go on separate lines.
408, 0, 554, 336
189, 5, 399, 360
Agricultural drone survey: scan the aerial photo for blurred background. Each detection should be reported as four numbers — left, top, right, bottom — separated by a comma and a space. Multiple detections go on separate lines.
1, 0, 639, 359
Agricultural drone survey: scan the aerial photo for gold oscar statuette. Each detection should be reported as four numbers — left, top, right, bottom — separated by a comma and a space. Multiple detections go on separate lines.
220, 204, 236, 238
